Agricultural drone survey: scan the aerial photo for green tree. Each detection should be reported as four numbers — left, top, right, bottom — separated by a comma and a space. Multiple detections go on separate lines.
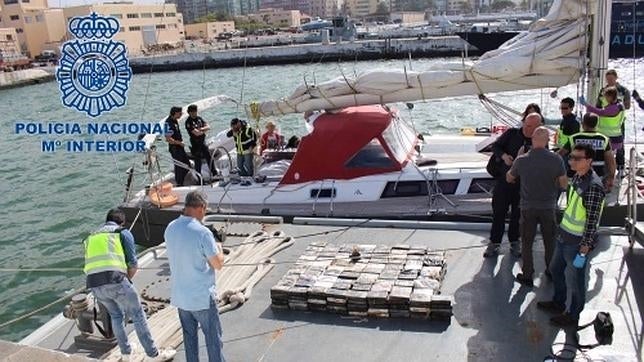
490, 0, 515, 11
376, 1, 390, 14
396, 0, 435, 11
460, 0, 473, 13
195, 12, 233, 23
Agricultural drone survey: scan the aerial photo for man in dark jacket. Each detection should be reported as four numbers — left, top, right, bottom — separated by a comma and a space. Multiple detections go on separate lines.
165, 106, 190, 186
185, 104, 216, 179
227, 118, 257, 177
484, 113, 542, 258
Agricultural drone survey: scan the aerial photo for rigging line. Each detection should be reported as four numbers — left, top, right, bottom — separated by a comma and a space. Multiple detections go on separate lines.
238, 43, 249, 118
632, 1, 638, 147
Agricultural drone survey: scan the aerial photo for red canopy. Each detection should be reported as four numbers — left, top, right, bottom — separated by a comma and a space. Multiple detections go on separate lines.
279, 105, 404, 185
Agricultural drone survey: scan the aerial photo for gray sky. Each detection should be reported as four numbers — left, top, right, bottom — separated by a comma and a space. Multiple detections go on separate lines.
48, 0, 165, 7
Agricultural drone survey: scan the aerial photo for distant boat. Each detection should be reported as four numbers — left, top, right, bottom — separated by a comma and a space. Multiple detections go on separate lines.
457, 0, 643, 58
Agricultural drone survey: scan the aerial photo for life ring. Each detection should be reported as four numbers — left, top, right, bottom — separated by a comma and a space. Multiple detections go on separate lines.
148, 181, 179, 208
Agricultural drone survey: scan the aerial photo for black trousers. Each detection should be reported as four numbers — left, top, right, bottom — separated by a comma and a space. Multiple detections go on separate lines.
490, 179, 520, 244
616, 147, 625, 168
520, 208, 557, 278
191, 143, 215, 176
169, 146, 190, 186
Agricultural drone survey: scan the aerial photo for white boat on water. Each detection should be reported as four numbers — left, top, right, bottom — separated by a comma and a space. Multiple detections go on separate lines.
121, 103, 498, 245
120, 0, 643, 246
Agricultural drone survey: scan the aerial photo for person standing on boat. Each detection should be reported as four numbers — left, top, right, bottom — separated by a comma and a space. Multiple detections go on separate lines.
581, 86, 626, 179
559, 113, 616, 192
507, 125, 568, 287
227, 118, 257, 177
537, 143, 605, 327
260, 121, 282, 154
554, 97, 580, 151
84, 209, 176, 362
165, 106, 191, 186
594, 69, 631, 177
185, 104, 216, 179
164, 191, 226, 362
484, 106, 543, 258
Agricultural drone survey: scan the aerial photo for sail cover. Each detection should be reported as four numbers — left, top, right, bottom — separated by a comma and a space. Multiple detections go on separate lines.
250, 0, 593, 117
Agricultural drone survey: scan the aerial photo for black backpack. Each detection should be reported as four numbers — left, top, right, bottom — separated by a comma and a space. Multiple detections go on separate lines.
577, 312, 614, 349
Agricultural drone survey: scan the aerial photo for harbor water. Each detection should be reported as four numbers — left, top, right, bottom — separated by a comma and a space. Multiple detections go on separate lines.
0, 57, 642, 342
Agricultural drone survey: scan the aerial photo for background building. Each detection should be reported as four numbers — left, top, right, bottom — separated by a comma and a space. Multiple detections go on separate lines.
390, 11, 425, 23
0, 0, 66, 58
259, 0, 312, 17
344, 0, 379, 18
63, 3, 185, 55
309, 0, 342, 18
185, 20, 234, 39
168, 0, 259, 23
237, 8, 302, 28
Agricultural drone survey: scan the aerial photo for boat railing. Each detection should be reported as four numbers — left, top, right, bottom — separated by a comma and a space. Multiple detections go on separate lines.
626, 146, 640, 248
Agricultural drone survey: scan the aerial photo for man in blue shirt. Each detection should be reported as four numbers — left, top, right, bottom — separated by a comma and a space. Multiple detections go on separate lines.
86, 209, 175, 361
165, 191, 225, 362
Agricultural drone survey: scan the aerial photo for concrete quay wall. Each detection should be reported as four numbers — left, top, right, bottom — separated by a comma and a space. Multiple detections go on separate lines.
0, 69, 55, 90
130, 36, 473, 73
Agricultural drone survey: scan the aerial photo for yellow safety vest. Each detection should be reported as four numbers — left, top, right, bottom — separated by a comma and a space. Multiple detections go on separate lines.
597, 97, 625, 137
560, 183, 604, 236
556, 128, 569, 148
234, 127, 256, 155
83, 232, 127, 275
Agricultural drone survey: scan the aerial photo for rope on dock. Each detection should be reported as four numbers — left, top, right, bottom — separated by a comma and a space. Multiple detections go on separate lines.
101, 229, 295, 361
0, 286, 86, 330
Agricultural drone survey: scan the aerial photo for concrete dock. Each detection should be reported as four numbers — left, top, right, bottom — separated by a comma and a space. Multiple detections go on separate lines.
0, 69, 55, 90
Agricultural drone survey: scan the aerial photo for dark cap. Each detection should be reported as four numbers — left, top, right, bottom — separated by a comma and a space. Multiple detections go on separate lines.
230, 118, 241, 126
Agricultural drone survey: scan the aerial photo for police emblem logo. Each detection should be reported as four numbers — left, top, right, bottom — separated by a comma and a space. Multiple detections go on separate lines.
56, 13, 132, 117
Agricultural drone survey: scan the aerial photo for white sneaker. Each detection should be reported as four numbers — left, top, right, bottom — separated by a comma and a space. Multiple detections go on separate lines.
144, 348, 177, 362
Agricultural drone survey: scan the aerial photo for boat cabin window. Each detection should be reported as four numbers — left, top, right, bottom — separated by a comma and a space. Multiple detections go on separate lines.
346, 138, 395, 168
381, 117, 416, 163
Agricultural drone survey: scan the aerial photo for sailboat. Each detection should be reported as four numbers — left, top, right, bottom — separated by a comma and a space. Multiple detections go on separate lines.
121, 0, 632, 246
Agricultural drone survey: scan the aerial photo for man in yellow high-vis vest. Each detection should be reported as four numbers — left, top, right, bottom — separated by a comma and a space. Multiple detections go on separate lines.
227, 118, 258, 177
85, 209, 175, 361
536, 144, 605, 328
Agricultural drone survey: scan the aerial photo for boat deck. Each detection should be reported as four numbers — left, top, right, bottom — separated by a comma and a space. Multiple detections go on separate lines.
21, 221, 643, 361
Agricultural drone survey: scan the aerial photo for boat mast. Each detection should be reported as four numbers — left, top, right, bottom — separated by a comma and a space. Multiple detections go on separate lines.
586, 0, 613, 101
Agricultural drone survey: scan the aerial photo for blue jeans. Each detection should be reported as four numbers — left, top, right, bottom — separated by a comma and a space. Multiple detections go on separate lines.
178, 298, 225, 362
236, 153, 254, 177
91, 280, 158, 357
550, 240, 587, 320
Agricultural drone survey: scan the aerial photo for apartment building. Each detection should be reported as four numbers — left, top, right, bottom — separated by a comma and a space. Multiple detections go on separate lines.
0, 0, 66, 58
0, 27, 20, 55
185, 21, 235, 39
345, 0, 379, 18
309, 0, 341, 18
62, 3, 185, 55
238, 8, 302, 28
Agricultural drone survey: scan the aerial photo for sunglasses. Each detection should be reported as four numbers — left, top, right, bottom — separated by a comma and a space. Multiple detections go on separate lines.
568, 155, 588, 161
560, 107, 570, 110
